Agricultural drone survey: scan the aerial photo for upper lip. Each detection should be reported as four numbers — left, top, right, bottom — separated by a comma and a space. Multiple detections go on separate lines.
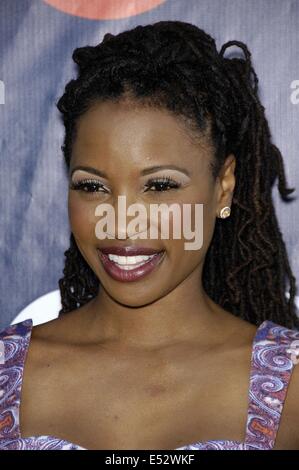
99, 246, 164, 256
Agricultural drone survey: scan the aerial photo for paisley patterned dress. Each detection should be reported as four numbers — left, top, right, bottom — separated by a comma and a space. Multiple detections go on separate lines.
0, 318, 298, 450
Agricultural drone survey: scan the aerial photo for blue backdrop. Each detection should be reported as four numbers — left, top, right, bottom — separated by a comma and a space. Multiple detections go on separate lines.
0, 0, 298, 329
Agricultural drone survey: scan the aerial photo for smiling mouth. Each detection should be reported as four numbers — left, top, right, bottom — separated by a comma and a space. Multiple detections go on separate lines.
97, 250, 166, 282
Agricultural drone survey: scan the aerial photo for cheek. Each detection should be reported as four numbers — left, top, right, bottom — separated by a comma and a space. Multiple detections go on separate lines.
165, 194, 216, 270
68, 193, 97, 242
202, 202, 216, 244
162, 203, 211, 259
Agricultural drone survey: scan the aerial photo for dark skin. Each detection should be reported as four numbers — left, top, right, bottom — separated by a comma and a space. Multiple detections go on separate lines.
19, 100, 299, 449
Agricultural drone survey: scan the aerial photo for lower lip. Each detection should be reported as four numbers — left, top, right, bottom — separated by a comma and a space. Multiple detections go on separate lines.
98, 251, 165, 282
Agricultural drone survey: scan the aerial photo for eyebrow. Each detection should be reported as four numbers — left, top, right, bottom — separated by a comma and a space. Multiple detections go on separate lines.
70, 164, 191, 179
70, 166, 108, 179
140, 165, 191, 177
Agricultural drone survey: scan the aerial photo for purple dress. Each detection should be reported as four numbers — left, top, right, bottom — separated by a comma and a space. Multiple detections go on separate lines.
0, 318, 299, 450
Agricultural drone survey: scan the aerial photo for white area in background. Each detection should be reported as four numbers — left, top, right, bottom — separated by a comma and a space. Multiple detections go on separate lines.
11, 290, 61, 326
11, 291, 299, 327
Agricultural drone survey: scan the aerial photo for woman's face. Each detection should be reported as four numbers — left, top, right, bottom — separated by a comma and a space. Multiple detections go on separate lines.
68, 100, 235, 306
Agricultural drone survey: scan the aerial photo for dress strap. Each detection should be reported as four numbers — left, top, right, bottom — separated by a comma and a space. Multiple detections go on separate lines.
0, 319, 33, 440
244, 320, 299, 450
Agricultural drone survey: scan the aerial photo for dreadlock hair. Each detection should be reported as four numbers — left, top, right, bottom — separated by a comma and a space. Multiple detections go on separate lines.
56, 20, 299, 330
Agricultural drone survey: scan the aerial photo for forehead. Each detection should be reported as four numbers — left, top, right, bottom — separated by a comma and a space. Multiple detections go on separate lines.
71, 100, 212, 172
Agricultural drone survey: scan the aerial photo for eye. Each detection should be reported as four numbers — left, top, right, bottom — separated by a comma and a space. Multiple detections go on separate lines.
69, 179, 109, 195
144, 176, 181, 193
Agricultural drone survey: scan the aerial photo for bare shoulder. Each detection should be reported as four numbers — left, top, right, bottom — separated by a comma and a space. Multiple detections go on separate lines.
23, 306, 92, 377
207, 302, 260, 350
30, 305, 89, 344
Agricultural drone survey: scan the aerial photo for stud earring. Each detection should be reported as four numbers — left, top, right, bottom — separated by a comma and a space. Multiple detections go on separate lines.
219, 206, 231, 218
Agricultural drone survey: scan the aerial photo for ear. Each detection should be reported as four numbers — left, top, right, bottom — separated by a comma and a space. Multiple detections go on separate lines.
216, 154, 236, 216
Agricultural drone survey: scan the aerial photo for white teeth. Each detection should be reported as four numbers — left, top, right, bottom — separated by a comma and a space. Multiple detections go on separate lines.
108, 255, 154, 266
107, 254, 156, 266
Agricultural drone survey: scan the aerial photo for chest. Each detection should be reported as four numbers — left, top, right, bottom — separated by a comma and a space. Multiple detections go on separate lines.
18, 343, 248, 449
18, 342, 298, 450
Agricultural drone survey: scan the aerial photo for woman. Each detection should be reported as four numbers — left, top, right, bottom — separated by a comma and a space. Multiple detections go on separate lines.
1, 20, 299, 451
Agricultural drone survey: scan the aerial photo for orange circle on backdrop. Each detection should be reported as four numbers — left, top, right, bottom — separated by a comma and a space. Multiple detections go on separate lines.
43, 0, 166, 20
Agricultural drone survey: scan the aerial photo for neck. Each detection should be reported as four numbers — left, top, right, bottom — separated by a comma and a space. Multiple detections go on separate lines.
79, 272, 232, 350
